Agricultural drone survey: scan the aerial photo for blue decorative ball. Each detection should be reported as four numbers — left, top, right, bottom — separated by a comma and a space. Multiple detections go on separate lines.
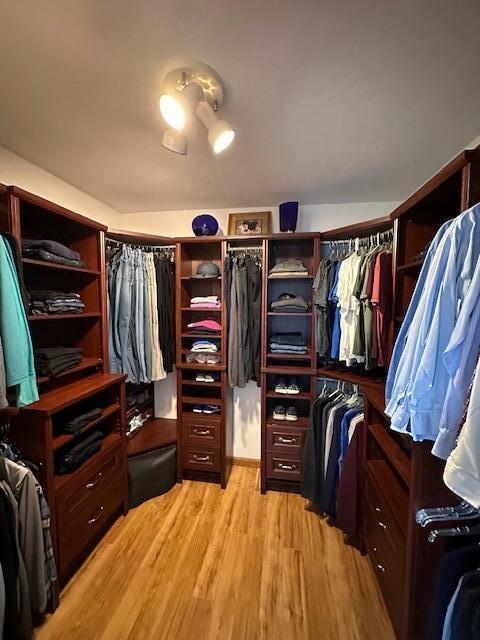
192, 214, 219, 236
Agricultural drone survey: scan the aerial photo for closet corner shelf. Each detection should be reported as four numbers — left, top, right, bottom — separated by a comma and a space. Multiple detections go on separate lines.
22, 257, 100, 276
180, 307, 222, 312
28, 312, 102, 321
126, 418, 177, 457
368, 424, 411, 487
182, 395, 223, 406
36, 358, 103, 385
316, 365, 384, 389
54, 432, 122, 492
52, 404, 121, 451
396, 259, 424, 273
265, 391, 311, 400
267, 352, 311, 360
267, 312, 312, 317
266, 415, 309, 428
267, 274, 314, 280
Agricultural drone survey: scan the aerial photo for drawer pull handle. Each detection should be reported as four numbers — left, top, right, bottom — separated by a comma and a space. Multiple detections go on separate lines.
278, 463, 296, 470
378, 521, 387, 530
278, 437, 296, 444
193, 429, 210, 436
376, 563, 386, 573
193, 454, 210, 462
88, 506, 104, 526
86, 472, 103, 490
375, 507, 381, 513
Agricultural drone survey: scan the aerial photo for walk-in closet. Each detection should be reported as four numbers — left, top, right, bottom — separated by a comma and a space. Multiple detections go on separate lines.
1, 3, 480, 639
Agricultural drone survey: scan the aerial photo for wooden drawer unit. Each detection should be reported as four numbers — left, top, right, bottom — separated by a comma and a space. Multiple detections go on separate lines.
182, 414, 220, 447
56, 440, 124, 520
266, 424, 307, 455
183, 446, 220, 471
266, 452, 302, 481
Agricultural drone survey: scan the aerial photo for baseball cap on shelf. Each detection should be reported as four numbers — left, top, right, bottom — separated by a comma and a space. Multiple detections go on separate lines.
191, 262, 221, 279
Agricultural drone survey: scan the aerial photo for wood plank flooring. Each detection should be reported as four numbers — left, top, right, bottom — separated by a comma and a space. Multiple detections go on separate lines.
36, 466, 395, 640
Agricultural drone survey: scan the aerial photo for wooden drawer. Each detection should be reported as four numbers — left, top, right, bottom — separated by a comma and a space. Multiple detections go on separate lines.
57, 473, 124, 576
183, 446, 220, 471
365, 460, 408, 535
56, 440, 125, 520
182, 415, 220, 447
266, 452, 302, 481
266, 424, 307, 455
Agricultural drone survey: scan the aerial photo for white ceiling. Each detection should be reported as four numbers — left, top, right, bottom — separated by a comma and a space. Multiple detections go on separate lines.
0, 1, 479, 213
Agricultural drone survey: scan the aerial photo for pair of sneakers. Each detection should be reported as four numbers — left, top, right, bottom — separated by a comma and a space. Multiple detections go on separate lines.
192, 404, 221, 414
274, 377, 300, 394
196, 373, 219, 383
272, 405, 298, 422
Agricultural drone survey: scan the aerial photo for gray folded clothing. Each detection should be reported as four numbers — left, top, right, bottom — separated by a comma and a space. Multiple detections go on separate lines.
269, 258, 308, 275
269, 332, 306, 347
22, 239, 81, 262
271, 295, 309, 311
64, 408, 103, 434
23, 248, 84, 268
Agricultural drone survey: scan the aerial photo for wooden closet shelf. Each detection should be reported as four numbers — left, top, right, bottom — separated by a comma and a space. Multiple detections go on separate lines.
28, 312, 102, 321
266, 415, 309, 428
52, 404, 121, 451
177, 363, 227, 371
368, 424, 411, 487
267, 274, 314, 280
54, 432, 122, 492
182, 395, 223, 406
396, 259, 424, 273
261, 366, 316, 375
182, 379, 222, 388
181, 349, 221, 356
180, 276, 222, 281
181, 332, 222, 338
180, 307, 222, 312
265, 391, 312, 400
267, 352, 311, 360
267, 312, 312, 317
316, 365, 384, 388
22, 257, 100, 275
37, 358, 103, 385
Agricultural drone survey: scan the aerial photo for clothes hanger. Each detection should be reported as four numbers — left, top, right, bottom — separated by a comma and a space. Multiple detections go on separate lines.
428, 523, 480, 543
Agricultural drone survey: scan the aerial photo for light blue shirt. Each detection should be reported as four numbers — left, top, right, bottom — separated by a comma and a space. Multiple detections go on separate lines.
387, 204, 480, 443
0, 237, 38, 406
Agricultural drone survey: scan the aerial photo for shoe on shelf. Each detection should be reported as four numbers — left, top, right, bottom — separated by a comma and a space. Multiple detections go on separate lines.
203, 405, 221, 414
274, 378, 288, 394
287, 378, 300, 394
192, 405, 204, 413
196, 374, 206, 382
203, 373, 219, 383
273, 405, 286, 420
286, 406, 298, 422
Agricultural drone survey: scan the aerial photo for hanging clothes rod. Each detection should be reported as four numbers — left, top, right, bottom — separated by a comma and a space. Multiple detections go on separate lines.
105, 237, 176, 250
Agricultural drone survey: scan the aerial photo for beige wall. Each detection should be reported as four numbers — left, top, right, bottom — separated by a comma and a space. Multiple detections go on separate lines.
0, 146, 121, 228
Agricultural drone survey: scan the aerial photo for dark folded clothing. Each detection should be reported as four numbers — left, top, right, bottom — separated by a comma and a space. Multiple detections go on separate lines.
36, 358, 82, 377
269, 332, 306, 347
35, 347, 84, 376
22, 239, 81, 262
57, 430, 104, 474
271, 305, 309, 313
23, 248, 84, 268
35, 347, 84, 359
64, 408, 103, 434
186, 328, 221, 336
29, 289, 82, 302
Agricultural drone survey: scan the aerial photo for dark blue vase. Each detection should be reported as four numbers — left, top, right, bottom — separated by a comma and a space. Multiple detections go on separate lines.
192, 214, 219, 236
279, 201, 298, 232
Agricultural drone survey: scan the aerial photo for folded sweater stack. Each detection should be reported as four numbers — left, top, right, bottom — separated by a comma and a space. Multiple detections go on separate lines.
271, 293, 310, 313
35, 347, 84, 377
269, 332, 308, 354
30, 289, 85, 315
269, 258, 308, 278
22, 239, 84, 268
191, 339, 220, 353
187, 319, 222, 335
190, 296, 221, 309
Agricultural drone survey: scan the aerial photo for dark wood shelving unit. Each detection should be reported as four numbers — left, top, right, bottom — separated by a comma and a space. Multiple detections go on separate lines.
126, 417, 177, 457
0, 186, 129, 590
175, 238, 233, 488
260, 233, 319, 494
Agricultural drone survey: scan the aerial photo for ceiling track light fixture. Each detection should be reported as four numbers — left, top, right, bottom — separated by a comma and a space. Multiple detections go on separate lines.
159, 59, 235, 155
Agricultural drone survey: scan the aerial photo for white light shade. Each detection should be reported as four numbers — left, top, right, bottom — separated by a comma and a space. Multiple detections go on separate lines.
196, 101, 235, 153
162, 128, 188, 155
159, 94, 185, 130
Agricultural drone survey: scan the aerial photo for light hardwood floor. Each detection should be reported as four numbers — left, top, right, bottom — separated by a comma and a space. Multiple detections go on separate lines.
36, 466, 395, 640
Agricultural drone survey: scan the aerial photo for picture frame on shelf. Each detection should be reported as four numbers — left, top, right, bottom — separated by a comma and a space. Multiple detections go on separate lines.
228, 211, 271, 236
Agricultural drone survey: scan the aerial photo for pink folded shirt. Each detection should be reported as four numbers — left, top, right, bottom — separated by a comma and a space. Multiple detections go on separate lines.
187, 319, 222, 331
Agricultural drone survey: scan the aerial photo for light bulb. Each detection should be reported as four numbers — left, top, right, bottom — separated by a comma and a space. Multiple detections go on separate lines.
159, 94, 185, 130
213, 128, 235, 153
